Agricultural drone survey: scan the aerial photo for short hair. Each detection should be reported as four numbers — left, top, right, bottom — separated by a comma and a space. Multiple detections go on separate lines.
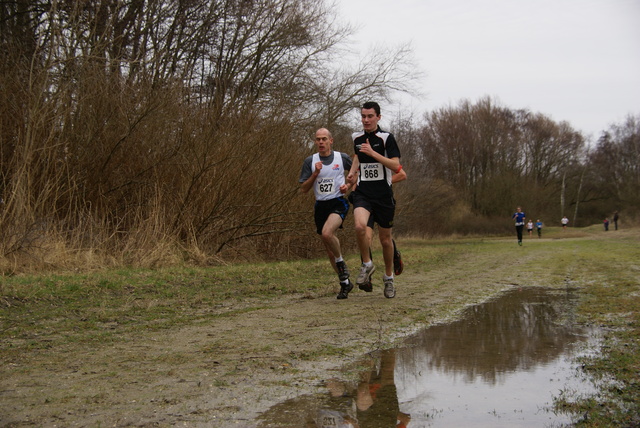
362, 101, 381, 115
316, 127, 332, 139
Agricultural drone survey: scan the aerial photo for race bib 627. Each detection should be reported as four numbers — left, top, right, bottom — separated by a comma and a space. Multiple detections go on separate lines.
317, 177, 335, 194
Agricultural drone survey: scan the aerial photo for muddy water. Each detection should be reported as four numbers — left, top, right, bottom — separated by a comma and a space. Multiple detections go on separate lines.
256, 287, 599, 427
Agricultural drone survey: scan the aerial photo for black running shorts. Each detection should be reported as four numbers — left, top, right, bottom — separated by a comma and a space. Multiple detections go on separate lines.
314, 197, 349, 235
350, 192, 395, 229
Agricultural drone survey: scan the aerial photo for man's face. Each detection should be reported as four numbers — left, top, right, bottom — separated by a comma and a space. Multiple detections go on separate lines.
315, 129, 333, 155
361, 108, 380, 133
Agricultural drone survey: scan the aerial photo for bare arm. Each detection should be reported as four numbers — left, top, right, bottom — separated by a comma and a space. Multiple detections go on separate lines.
347, 155, 360, 186
392, 167, 407, 184
300, 161, 322, 194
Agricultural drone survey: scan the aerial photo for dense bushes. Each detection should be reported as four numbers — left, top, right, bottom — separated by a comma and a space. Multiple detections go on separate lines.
1, 1, 637, 273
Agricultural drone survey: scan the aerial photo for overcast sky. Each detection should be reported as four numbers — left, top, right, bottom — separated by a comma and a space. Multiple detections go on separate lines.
335, 0, 640, 140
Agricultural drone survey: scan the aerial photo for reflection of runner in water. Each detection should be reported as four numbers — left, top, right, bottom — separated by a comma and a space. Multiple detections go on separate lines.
317, 350, 411, 428
316, 378, 359, 428
356, 349, 411, 428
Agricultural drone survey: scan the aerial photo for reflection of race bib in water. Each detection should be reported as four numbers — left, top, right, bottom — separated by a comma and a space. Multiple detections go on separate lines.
360, 163, 384, 181
315, 409, 357, 428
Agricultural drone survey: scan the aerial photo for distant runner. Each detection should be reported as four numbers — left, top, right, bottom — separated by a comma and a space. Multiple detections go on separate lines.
512, 207, 526, 246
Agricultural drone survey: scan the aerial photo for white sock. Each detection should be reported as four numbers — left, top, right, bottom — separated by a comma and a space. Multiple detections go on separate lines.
335, 256, 343, 263
364, 260, 373, 267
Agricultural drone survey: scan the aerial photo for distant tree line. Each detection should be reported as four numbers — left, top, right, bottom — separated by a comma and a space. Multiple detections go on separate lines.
1, 0, 637, 272
392, 99, 638, 237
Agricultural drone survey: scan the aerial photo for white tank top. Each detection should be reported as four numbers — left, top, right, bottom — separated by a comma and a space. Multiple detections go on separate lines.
312, 151, 346, 201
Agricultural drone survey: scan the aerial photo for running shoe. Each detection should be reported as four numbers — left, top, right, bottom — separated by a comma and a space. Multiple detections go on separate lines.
392, 240, 404, 276
336, 260, 349, 282
358, 280, 373, 292
337, 279, 353, 299
383, 277, 396, 299
356, 263, 375, 286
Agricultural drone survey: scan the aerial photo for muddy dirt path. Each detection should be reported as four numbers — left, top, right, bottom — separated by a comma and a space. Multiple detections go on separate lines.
0, 235, 605, 427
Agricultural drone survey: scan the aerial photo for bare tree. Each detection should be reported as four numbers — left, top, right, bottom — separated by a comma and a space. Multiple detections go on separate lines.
0, 0, 428, 269
587, 114, 640, 219
302, 43, 423, 129
402, 97, 589, 233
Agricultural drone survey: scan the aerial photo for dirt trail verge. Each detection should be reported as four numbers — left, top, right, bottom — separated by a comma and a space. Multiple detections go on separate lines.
1, 231, 637, 427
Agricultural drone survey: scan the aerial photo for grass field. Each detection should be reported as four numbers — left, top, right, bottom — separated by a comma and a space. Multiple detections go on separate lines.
1, 226, 638, 426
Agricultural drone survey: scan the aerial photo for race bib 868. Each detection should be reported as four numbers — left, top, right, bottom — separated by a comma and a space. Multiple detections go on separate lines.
360, 163, 384, 181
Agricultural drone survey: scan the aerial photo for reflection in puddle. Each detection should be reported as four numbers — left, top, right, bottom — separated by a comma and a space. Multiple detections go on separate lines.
257, 287, 600, 427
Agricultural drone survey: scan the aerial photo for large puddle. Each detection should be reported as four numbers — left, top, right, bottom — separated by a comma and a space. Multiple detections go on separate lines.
256, 287, 600, 427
